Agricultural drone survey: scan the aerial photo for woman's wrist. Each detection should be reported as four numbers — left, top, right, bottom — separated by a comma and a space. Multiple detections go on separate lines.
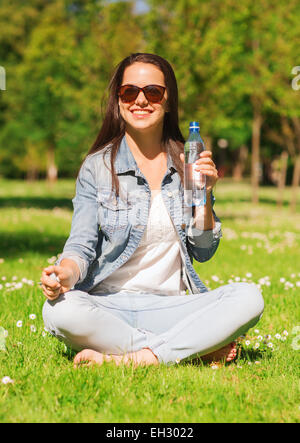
60, 258, 80, 285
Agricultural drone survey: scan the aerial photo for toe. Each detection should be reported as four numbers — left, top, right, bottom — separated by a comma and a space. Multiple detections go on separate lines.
73, 350, 88, 366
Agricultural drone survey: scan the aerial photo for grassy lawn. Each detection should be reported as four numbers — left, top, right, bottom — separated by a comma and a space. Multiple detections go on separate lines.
0, 178, 299, 423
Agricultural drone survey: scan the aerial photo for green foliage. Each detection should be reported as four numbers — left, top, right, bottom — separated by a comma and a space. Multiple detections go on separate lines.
0, 0, 143, 178
0, 0, 300, 178
145, 0, 300, 145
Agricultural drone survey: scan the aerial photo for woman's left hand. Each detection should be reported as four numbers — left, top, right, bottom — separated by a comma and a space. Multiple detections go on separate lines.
180, 151, 219, 193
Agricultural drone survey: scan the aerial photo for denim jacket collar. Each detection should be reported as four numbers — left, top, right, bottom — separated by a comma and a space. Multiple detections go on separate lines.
114, 135, 177, 176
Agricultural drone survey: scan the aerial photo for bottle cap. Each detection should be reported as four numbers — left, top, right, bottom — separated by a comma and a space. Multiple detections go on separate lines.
189, 121, 200, 131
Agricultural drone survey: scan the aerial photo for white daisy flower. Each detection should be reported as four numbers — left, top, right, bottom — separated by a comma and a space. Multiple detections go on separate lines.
275, 333, 281, 340
254, 361, 261, 365
30, 325, 36, 333
246, 273, 252, 278
254, 329, 260, 334
253, 342, 260, 349
16, 320, 22, 328
283, 330, 289, 336
211, 364, 219, 370
1, 376, 14, 384
245, 340, 251, 346
267, 342, 274, 348
29, 314, 36, 320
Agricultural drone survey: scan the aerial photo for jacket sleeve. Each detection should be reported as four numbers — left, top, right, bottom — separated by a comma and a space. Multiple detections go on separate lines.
55, 155, 99, 283
186, 192, 222, 263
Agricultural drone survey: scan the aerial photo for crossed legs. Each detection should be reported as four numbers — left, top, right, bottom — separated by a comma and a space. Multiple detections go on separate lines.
42, 283, 264, 367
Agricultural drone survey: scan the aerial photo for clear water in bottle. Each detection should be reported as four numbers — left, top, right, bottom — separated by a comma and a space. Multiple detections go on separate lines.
184, 121, 206, 207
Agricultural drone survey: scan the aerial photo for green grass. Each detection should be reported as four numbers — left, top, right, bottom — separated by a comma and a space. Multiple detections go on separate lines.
0, 178, 299, 423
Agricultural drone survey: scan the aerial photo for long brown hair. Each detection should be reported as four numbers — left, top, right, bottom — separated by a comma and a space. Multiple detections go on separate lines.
86, 53, 185, 195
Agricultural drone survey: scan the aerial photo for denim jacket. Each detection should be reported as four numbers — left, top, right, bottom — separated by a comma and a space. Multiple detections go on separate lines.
56, 135, 222, 294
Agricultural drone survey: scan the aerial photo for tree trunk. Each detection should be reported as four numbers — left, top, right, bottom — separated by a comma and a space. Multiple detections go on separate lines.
232, 144, 248, 182
46, 146, 57, 182
290, 155, 300, 213
277, 151, 288, 208
251, 103, 262, 204
290, 117, 300, 212
205, 136, 212, 152
26, 167, 38, 181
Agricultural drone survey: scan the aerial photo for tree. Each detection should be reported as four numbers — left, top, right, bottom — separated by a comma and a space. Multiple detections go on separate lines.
0, 0, 143, 180
144, 0, 300, 208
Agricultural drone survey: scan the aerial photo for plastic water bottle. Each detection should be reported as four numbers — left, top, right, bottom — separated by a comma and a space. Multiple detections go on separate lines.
184, 121, 206, 207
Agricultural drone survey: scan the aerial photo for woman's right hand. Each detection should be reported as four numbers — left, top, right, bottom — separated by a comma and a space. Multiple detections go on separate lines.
40, 260, 80, 300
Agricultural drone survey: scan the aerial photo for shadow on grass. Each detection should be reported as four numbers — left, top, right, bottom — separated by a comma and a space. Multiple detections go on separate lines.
217, 196, 293, 208
0, 195, 296, 211
237, 347, 272, 362
0, 230, 67, 258
181, 346, 272, 368
0, 196, 73, 210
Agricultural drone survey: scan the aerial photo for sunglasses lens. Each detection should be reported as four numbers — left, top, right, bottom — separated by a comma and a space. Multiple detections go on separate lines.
119, 85, 139, 103
118, 85, 165, 103
144, 85, 165, 103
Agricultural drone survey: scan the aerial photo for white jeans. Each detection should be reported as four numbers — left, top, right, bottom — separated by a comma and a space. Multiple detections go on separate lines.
42, 282, 264, 365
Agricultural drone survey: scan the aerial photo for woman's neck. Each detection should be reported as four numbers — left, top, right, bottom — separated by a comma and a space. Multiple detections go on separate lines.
125, 126, 165, 162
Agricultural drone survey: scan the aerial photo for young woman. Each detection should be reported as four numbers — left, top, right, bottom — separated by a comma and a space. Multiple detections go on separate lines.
41, 53, 264, 368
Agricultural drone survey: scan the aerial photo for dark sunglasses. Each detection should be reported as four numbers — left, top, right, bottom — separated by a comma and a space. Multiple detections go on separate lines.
118, 84, 166, 103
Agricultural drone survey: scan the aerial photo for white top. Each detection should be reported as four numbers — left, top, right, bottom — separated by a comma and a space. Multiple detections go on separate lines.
91, 190, 187, 296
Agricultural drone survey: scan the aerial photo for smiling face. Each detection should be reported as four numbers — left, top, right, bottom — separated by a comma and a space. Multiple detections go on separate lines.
118, 62, 168, 135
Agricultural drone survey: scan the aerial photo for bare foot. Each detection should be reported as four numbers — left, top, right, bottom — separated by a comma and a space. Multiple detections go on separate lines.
73, 348, 159, 369
200, 342, 237, 364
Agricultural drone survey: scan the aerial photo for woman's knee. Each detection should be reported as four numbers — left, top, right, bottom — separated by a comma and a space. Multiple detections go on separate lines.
42, 290, 90, 336
232, 282, 264, 321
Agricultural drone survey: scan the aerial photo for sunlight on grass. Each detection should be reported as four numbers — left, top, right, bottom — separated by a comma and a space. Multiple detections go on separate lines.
0, 179, 299, 423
